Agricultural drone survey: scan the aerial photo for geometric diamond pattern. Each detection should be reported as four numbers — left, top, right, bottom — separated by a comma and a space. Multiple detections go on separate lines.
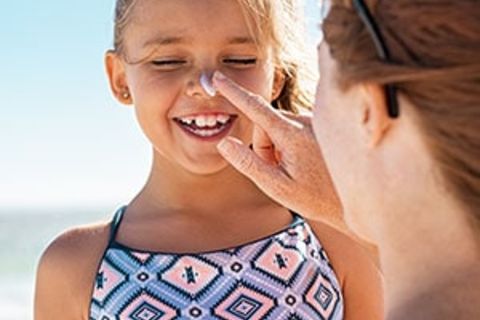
305, 271, 340, 319
253, 240, 304, 286
92, 258, 127, 306
228, 294, 263, 318
119, 292, 177, 320
214, 285, 275, 319
315, 284, 333, 309
161, 256, 221, 298
90, 209, 344, 319
131, 302, 164, 320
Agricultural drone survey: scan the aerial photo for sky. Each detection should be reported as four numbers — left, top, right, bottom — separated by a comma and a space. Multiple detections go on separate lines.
0, 0, 322, 212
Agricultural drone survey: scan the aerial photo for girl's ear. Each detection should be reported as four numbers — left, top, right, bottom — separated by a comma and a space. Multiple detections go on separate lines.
105, 50, 132, 105
359, 83, 393, 148
271, 69, 287, 101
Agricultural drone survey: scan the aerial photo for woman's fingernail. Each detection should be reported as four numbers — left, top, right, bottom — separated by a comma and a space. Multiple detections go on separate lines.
214, 71, 226, 82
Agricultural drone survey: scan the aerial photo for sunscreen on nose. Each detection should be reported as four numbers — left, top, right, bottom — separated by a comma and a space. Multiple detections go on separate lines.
200, 72, 216, 97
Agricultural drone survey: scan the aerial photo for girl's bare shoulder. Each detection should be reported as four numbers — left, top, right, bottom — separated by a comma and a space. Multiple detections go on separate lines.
39, 220, 110, 267
35, 220, 111, 318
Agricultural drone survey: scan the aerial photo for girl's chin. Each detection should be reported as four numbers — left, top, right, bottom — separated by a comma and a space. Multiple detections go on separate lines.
182, 156, 232, 176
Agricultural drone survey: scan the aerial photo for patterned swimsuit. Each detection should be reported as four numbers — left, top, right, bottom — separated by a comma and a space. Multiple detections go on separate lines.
89, 207, 344, 319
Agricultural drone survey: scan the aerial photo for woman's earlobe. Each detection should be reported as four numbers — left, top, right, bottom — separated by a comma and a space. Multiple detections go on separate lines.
360, 83, 393, 147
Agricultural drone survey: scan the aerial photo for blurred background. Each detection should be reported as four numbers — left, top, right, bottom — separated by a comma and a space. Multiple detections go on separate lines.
0, 1, 321, 319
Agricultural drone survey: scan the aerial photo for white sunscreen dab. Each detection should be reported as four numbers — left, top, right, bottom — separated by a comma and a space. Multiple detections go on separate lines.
200, 72, 216, 97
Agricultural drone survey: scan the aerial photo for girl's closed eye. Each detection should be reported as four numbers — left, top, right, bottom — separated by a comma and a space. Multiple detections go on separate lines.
151, 58, 188, 70
222, 57, 257, 68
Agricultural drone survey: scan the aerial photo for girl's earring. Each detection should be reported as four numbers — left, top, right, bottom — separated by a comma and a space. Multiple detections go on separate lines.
122, 91, 130, 100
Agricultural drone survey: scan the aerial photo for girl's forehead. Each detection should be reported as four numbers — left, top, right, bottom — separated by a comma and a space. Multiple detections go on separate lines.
131, 0, 250, 29
131, 0, 254, 36
125, 0, 268, 50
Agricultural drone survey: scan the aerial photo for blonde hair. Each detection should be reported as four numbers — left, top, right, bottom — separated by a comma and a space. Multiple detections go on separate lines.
111, 0, 315, 113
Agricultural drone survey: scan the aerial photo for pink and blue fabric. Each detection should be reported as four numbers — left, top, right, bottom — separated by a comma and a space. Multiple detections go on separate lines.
90, 207, 344, 319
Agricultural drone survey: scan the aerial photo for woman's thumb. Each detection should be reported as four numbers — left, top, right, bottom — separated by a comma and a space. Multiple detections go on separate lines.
217, 137, 283, 188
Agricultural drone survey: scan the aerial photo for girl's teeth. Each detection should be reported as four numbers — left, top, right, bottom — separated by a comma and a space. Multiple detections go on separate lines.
217, 115, 229, 124
196, 128, 223, 137
178, 114, 232, 128
195, 115, 207, 127
206, 115, 217, 127
183, 117, 194, 125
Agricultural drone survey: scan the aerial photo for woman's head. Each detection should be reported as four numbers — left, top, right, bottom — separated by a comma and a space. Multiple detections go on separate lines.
106, 0, 314, 175
314, 0, 480, 238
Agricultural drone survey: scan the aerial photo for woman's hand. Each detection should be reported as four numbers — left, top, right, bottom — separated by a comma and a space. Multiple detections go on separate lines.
213, 71, 348, 232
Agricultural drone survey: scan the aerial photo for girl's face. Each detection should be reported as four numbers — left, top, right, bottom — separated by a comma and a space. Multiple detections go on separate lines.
108, 0, 280, 175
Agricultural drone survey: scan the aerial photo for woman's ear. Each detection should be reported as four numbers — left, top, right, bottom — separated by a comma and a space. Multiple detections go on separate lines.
105, 50, 132, 105
271, 69, 287, 101
359, 83, 393, 148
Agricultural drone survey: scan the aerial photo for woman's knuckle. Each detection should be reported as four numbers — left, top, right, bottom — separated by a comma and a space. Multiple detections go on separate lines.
246, 93, 265, 109
237, 154, 255, 173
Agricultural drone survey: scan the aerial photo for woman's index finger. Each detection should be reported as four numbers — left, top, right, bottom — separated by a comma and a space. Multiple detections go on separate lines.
213, 71, 290, 131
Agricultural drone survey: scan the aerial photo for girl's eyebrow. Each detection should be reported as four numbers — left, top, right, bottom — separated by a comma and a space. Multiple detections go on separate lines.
226, 36, 255, 45
142, 35, 255, 49
142, 36, 192, 49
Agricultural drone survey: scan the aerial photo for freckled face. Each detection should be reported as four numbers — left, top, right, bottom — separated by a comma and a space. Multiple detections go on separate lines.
119, 0, 277, 175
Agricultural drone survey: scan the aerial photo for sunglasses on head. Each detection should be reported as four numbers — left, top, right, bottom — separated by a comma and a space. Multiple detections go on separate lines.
320, 0, 399, 118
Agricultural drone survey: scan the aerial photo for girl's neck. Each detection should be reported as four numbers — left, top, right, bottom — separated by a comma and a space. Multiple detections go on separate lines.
377, 191, 480, 318
128, 152, 277, 217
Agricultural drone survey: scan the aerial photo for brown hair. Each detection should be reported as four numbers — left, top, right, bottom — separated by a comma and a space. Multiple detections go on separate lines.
323, 0, 480, 223
111, 0, 316, 113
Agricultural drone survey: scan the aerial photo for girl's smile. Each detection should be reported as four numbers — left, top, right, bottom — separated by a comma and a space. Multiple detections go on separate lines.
173, 112, 238, 141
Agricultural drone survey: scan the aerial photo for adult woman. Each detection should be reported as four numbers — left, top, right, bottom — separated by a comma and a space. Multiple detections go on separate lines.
213, 0, 480, 318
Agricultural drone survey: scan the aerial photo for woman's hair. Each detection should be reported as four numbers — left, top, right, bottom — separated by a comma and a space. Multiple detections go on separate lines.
323, 0, 480, 224
111, 0, 315, 113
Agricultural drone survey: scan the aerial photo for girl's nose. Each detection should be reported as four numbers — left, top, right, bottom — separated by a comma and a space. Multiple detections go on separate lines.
185, 71, 216, 98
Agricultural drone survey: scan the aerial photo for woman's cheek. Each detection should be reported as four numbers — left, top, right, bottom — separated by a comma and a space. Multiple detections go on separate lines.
313, 81, 330, 137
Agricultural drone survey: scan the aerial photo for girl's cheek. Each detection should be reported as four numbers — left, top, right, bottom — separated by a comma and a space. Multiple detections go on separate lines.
145, 68, 188, 82
137, 70, 186, 92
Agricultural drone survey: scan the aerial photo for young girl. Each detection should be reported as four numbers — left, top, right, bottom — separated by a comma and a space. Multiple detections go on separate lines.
34, 0, 382, 319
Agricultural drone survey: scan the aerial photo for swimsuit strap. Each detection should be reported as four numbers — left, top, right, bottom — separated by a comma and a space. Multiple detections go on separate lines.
108, 206, 127, 246
288, 209, 305, 225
